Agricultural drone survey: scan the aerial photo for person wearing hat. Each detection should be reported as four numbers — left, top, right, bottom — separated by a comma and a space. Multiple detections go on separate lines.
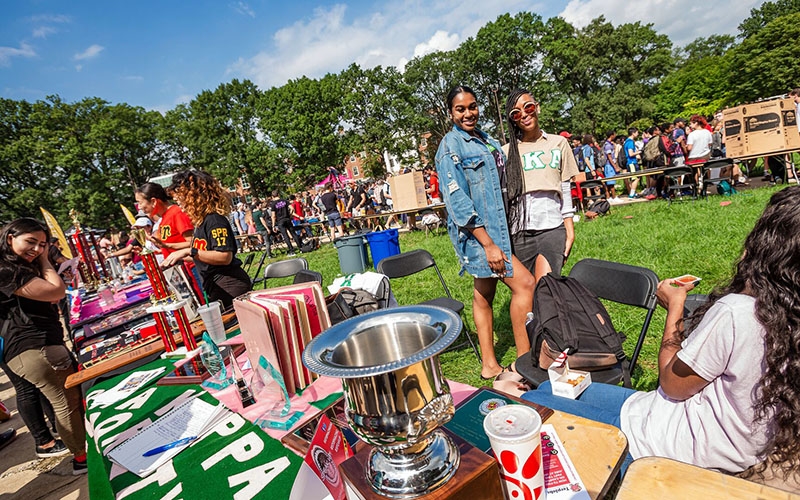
109, 213, 157, 268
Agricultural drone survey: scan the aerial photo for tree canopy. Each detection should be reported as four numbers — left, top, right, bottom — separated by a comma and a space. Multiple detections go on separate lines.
3, 7, 800, 228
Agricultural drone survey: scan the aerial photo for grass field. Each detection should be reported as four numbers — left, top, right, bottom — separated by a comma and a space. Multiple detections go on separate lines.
244, 185, 784, 391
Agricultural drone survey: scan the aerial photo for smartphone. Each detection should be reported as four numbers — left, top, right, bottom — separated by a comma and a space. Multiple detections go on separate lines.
674, 274, 701, 286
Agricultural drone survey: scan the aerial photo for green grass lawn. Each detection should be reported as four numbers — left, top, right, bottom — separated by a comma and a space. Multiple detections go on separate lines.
244, 185, 785, 391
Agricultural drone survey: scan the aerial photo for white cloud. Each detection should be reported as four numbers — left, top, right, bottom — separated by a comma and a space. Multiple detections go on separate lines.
74, 44, 104, 61
232, 1, 255, 18
559, 0, 760, 45
413, 30, 460, 58
28, 14, 72, 24
32, 26, 57, 39
0, 42, 36, 66
228, 0, 537, 88
122, 75, 144, 81
75, 64, 82, 72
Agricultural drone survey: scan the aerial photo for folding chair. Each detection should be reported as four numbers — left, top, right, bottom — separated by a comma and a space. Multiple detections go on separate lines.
249, 251, 270, 289
257, 257, 308, 289
293, 269, 323, 285
241, 253, 255, 274
664, 165, 697, 205
699, 158, 734, 199
578, 178, 608, 211
377, 249, 480, 363
515, 258, 658, 388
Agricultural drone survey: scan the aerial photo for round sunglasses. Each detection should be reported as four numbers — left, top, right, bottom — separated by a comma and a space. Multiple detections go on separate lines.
508, 101, 537, 122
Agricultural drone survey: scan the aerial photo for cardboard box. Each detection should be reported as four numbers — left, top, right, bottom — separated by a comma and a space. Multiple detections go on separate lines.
388, 171, 427, 211
723, 98, 800, 158
548, 351, 591, 400
781, 98, 800, 150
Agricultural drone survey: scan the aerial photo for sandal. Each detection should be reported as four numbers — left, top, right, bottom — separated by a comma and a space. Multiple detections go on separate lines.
480, 364, 510, 381
492, 371, 532, 397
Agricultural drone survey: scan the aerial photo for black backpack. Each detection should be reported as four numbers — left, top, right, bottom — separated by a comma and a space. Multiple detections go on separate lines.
616, 144, 628, 170
528, 273, 630, 385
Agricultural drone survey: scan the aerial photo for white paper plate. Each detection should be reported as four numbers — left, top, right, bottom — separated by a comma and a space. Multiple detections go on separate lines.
289, 462, 333, 500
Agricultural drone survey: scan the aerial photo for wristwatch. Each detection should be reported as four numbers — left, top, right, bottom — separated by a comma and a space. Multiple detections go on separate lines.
190, 246, 198, 258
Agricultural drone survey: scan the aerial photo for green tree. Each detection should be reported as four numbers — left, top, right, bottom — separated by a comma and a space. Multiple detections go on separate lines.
728, 12, 800, 103
257, 74, 346, 190
652, 55, 731, 121
679, 34, 735, 61
738, 0, 800, 38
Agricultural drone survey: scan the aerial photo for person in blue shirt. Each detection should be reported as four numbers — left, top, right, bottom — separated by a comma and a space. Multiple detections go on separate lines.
624, 128, 641, 198
435, 85, 535, 381
603, 131, 620, 200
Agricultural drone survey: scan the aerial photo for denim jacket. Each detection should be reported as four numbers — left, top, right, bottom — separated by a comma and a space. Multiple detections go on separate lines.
435, 125, 513, 278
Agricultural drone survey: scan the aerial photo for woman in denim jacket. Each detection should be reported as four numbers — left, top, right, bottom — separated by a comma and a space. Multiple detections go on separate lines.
435, 86, 535, 380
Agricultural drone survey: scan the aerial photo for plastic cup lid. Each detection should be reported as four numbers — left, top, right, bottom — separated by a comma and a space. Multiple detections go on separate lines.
483, 404, 542, 444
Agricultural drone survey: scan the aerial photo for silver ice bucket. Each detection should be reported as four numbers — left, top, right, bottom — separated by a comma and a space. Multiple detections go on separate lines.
303, 305, 462, 498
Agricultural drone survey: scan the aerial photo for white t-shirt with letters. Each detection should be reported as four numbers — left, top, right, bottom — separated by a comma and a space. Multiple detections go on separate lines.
620, 294, 768, 472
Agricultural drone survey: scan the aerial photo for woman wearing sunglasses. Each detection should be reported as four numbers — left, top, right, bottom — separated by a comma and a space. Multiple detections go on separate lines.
435, 86, 535, 380
503, 89, 580, 286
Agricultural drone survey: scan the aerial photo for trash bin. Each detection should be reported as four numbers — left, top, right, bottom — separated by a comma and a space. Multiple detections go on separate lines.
334, 235, 370, 275
364, 229, 400, 269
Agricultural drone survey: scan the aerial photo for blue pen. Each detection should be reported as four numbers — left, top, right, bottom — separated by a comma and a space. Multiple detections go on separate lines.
143, 436, 198, 457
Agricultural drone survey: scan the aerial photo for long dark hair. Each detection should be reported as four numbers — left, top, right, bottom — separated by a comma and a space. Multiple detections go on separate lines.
684, 186, 800, 476
445, 85, 477, 113
504, 88, 534, 229
0, 218, 51, 275
135, 182, 169, 203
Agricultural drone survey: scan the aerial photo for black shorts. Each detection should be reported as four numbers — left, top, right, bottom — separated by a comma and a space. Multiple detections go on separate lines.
512, 224, 567, 276
204, 267, 252, 309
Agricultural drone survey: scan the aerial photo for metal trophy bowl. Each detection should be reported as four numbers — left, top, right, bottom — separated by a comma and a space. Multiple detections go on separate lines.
131, 228, 151, 253
303, 305, 462, 498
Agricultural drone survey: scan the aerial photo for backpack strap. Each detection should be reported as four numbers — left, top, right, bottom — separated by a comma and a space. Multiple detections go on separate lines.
562, 278, 626, 361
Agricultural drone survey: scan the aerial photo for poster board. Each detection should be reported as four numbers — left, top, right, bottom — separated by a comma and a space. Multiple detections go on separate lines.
723, 98, 800, 158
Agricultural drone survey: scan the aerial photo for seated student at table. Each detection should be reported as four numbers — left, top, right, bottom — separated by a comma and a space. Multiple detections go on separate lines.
0, 218, 87, 474
522, 186, 800, 485
162, 170, 252, 308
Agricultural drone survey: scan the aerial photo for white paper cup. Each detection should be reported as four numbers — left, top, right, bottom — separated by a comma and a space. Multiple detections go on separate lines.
483, 404, 545, 500
197, 301, 225, 343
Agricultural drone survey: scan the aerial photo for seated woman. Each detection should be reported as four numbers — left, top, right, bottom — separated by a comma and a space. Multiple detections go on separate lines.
522, 186, 800, 484
162, 171, 252, 308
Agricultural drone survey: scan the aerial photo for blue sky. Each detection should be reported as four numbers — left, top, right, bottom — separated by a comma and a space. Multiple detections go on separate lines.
1, 0, 762, 112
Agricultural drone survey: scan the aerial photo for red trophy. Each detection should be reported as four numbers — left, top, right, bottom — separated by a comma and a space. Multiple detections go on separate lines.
133, 228, 197, 352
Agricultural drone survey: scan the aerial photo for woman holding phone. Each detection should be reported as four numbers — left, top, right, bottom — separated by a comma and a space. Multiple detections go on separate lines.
435, 85, 534, 381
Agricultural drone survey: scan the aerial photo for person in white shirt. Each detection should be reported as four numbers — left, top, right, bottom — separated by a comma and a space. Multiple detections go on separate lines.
686, 115, 713, 161
522, 186, 800, 486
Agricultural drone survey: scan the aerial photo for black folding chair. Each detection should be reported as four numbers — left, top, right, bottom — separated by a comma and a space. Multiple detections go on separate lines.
258, 257, 309, 289
664, 165, 697, 205
577, 178, 608, 212
241, 253, 255, 274
515, 258, 658, 388
377, 249, 480, 363
293, 269, 323, 285
249, 251, 271, 289
699, 158, 734, 199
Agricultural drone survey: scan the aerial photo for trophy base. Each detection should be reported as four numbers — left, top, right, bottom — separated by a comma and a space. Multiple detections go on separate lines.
367, 429, 459, 498
340, 429, 504, 500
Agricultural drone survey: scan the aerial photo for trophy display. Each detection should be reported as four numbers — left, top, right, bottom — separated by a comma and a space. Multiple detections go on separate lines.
303, 305, 462, 498
69, 209, 105, 289
133, 228, 198, 351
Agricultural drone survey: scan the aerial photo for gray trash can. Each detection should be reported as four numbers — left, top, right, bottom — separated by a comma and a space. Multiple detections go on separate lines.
334, 235, 369, 275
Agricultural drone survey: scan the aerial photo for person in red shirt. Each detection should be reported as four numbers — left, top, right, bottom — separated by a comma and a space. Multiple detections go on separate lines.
424, 166, 441, 204
133, 183, 193, 257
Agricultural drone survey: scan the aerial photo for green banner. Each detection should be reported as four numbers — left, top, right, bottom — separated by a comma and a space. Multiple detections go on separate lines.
85, 359, 303, 499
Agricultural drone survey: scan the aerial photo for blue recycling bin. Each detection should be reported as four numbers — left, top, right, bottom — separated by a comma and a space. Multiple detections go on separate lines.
364, 229, 401, 269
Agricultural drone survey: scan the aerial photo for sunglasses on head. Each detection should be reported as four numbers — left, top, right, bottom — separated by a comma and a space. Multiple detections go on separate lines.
508, 101, 537, 122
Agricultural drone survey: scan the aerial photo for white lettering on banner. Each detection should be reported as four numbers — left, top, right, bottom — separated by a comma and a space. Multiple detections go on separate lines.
102, 418, 153, 454
85, 412, 101, 439
228, 457, 291, 500
116, 462, 179, 500
210, 412, 246, 437
201, 432, 265, 470
115, 387, 157, 411
94, 413, 133, 453
85, 389, 106, 409
154, 390, 199, 417
160, 483, 183, 500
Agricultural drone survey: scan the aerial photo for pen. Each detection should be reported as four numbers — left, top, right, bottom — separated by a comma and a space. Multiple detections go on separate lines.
142, 436, 198, 457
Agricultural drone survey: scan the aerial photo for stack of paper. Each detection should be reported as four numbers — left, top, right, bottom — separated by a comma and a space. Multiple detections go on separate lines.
108, 396, 228, 478
233, 283, 330, 395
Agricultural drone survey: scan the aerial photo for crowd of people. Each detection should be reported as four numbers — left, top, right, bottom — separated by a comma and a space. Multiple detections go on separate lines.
435, 84, 799, 486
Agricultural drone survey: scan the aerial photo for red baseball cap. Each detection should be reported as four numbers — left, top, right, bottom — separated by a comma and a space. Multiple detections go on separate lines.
559, 131, 572, 138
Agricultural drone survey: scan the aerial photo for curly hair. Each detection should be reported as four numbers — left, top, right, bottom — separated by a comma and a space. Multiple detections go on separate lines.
167, 170, 231, 226
683, 186, 800, 477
